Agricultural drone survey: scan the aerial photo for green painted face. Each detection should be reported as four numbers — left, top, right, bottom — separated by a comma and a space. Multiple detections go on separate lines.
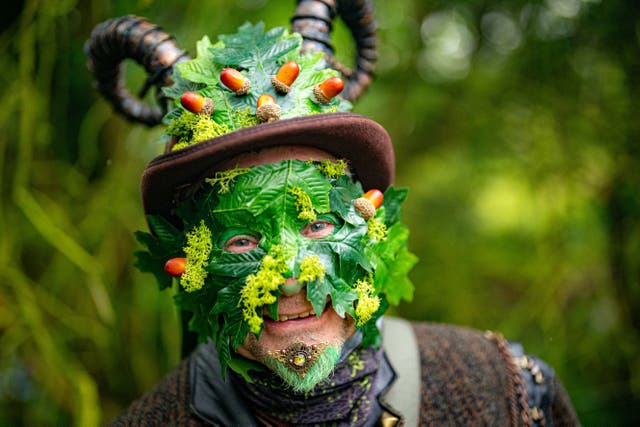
135, 159, 417, 376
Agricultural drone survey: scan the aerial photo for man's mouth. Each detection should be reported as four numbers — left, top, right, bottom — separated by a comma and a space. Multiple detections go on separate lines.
273, 309, 317, 322
265, 309, 318, 322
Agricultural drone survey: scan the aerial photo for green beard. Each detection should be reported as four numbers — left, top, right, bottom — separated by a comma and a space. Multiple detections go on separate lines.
135, 159, 417, 380
264, 344, 342, 393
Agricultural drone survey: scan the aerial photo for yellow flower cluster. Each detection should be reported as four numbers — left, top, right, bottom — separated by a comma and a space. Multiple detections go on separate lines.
298, 255, 325, 284
354, 277, 380, 326
315, 159, 348, 178
181, 220, 213, 292
288, 186, 316, 221
240, 245, 288, 334
366, 217, 388, 242
205, 167, 250, 194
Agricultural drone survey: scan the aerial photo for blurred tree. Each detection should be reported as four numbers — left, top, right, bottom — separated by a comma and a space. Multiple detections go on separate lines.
0, 0, 638, 425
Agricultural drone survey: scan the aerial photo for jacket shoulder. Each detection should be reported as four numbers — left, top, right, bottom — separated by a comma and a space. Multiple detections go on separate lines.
108, 358, 202, 427
409, 322, 579, 426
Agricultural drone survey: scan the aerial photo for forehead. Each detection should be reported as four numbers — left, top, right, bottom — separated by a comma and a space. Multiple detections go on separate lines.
215, 145, 337, 170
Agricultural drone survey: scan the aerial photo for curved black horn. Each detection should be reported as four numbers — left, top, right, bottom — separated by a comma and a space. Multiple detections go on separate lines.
85, 16, 189, 126
292, 0, 377, 102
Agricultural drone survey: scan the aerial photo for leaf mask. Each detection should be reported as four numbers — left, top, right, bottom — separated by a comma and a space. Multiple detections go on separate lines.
135, 160, 417, 376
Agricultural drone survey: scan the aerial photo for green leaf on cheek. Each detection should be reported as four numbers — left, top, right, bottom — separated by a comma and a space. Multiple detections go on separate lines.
381, 186, 408, 227
306, 277, 332, 316
329, 176, 364, 220
328, 279, 357, 318
320, 222, 371, 275
147, 215, 183, 245
228, 356, 265, 382
266, 301, 279, 322
134, 250, 173, 290
224, 307, 251, 350
175, 288, 218, 343
216, 332, 232, 379
207, 249, 265, 279
368, 222, 418, 305
382, 247, 417, 305
134, 218, 185, 290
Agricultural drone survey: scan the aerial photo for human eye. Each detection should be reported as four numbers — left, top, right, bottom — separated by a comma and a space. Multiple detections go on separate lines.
301, 220, 335, 239
222, 234, 260, 253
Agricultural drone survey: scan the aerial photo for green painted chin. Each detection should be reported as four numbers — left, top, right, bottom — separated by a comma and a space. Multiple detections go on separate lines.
135, 159, 417, 378
265, 345, 342, 393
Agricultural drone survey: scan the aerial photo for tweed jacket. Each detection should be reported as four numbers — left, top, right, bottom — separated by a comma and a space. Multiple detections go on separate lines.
110, 322, 580, 426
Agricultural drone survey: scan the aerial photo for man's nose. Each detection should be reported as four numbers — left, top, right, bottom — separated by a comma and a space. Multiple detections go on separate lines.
280, 277, 303, 296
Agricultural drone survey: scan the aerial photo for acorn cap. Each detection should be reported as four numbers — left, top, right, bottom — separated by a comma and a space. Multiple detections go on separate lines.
256, 103, 281, 123
142, 112, 394, 220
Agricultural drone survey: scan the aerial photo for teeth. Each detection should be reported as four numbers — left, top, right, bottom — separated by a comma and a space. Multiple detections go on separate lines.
277, 309, 316, 322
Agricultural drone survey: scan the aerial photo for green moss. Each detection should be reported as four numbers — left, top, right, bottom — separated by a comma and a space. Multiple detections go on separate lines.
205, 167, 251, 194
288, 186, 316, 221
239, 245, 288, 334
167, 112, 231, 150
181, 220, 213, 292
315, 159, 349, 179
171, 141, 191, 151
233, 107, 260, 128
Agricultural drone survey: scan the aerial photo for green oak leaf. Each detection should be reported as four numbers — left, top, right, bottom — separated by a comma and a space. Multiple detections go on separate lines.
207, 248, 265, 279
133, 249, 173, 290
306, 276, 332, 316
146, 215, 183, 246
214, 161, 331, 221
212, 23, 298, 70
381, 186, 408, 227
368, 222, 418, 305
162, 68, 206, 103
224, 307, 251, 350
328, 278, 357, 318
134, 217, 185, 290
177, 36, 221, 84
228, 356, 265, 382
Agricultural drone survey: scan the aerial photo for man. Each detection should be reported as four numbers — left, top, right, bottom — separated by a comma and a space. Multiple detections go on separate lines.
86, 3, 580, 425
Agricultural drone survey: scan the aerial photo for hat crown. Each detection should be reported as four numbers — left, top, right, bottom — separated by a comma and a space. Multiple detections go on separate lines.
162, 22, 352, 152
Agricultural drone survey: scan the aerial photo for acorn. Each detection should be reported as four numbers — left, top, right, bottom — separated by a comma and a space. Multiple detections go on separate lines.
353, 189, 384, 220
164, 257, 187, 277
363, 189, 384, 209
256, 94, 281, 123
313, 76, 344, 103
271, 60, 300, 94
180, 91, 214, 115
220, 68, 250, 95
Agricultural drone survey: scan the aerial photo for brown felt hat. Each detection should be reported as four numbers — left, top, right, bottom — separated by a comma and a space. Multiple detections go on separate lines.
141, 112, 395, 219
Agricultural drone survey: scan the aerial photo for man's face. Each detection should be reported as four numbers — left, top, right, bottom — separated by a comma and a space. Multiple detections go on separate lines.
202, 155, 370, 389
231, 214, 356, 365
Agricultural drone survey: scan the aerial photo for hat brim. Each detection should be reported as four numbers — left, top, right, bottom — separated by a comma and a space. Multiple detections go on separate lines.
141, 112, 395, 218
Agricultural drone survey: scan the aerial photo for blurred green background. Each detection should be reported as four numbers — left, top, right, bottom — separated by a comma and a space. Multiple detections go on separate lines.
1, 0, 639, 425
